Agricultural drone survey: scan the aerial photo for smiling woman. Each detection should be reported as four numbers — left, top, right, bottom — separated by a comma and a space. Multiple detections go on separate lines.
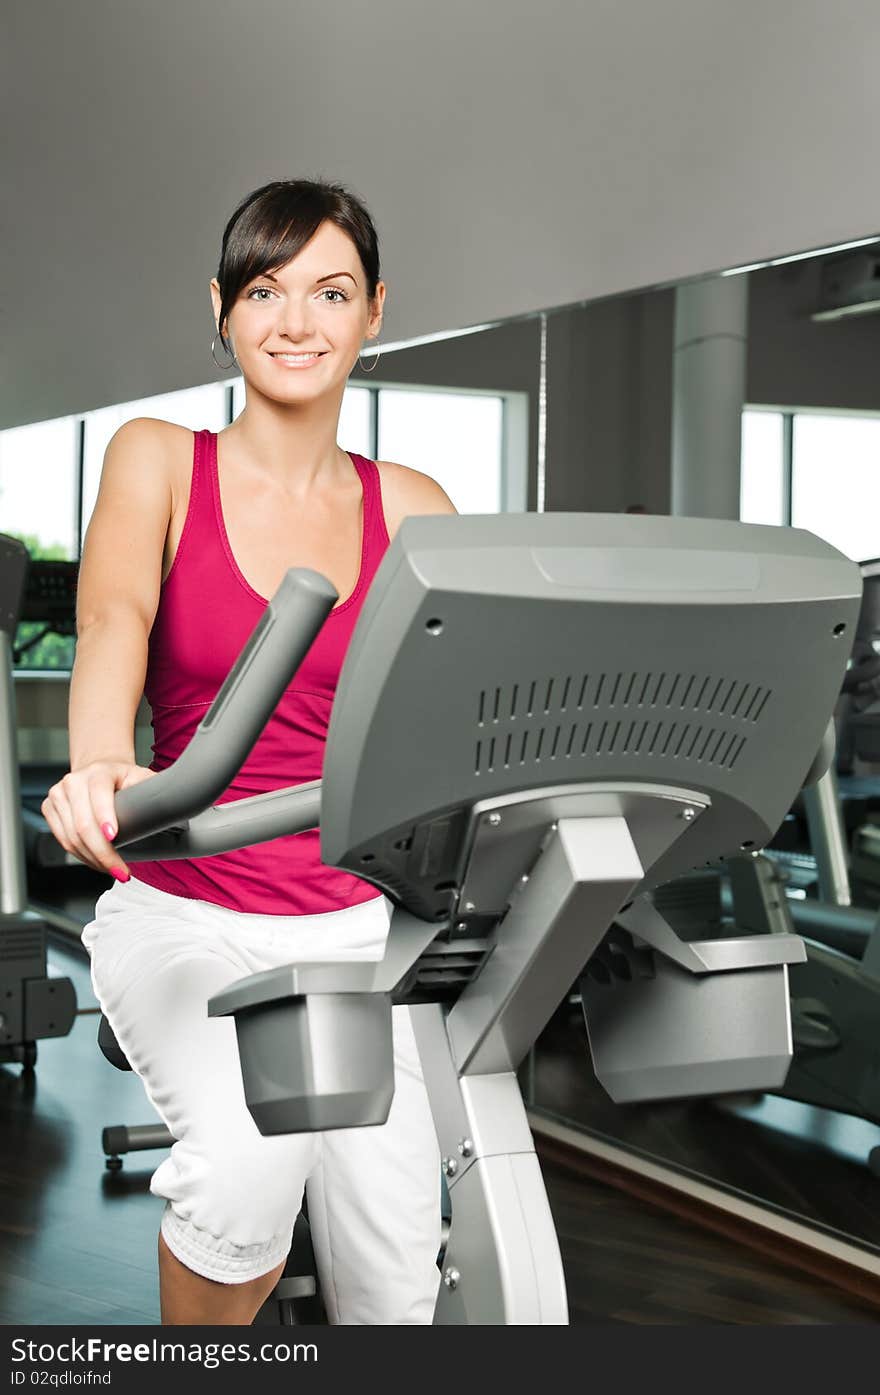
43, 175, 455, 1328
210, 178, 383, 383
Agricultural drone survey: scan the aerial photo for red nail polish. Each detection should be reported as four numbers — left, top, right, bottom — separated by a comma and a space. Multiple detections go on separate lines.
102, 823, 116, 841
110, 867, 130, 883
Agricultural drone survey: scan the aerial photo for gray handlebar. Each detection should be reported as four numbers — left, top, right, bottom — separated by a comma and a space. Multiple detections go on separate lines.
121, 779, 322, 862
801, 717, 837, 789
115, 568, 337, 851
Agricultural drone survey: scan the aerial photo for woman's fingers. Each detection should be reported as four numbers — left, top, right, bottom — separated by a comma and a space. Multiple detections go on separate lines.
41, 769, 131, 879
69, 775, 130, 879
42, 782, 97, 871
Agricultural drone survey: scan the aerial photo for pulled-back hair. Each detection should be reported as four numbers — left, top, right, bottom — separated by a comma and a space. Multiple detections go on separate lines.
215, 177, 381, 352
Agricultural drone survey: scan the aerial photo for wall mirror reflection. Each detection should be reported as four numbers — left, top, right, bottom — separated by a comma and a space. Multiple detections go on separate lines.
517, 235, 880, 1270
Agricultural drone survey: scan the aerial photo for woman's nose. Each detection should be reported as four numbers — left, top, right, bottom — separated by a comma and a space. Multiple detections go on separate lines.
275, 298, 314, 340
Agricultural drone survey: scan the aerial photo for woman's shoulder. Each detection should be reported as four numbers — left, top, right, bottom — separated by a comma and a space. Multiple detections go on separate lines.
104, 417, 198, 501
107, 416, 195, 457
373, 458, 457, 541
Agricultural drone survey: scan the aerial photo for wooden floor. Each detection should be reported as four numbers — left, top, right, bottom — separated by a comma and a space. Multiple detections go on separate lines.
0, 939, 878, 1326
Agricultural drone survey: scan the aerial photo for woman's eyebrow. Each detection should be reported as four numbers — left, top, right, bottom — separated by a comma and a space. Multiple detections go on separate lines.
257, 270, 358, 285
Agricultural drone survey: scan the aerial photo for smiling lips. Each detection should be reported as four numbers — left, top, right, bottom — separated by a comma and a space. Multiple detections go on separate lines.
271, 351, 326, 368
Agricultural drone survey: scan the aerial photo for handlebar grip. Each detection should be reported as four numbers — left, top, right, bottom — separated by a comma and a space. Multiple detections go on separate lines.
115, 567, 337, 848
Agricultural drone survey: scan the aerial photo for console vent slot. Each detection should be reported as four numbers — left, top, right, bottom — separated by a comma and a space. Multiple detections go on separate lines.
474, 672, 767, 775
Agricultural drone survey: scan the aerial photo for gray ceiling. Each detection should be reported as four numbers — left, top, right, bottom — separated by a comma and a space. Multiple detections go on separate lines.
3, 0, 878, 429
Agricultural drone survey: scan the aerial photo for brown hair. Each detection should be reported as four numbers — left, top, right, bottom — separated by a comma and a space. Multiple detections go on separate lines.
215, 177, 381, 352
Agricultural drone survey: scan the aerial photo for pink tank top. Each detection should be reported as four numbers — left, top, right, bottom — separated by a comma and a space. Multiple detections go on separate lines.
130, 428, 390, 915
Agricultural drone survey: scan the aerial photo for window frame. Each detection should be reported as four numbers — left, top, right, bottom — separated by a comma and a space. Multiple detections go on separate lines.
10, 379, 521, 675
743, 403, 880, 539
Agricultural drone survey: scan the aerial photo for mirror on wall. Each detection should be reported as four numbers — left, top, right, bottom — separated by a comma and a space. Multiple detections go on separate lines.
514, 233, 880, 1264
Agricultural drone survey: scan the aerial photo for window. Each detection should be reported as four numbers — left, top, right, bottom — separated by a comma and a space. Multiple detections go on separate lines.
0, 416, 81, 669
741, 407, 880, 561
791, 414, 880, 562
0, 416, 80, 559
740, 411, 785, 526
81, 383, 229, 546
378, 389, 504, 513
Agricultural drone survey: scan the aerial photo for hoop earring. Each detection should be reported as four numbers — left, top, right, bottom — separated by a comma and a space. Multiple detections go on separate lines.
358, 341, 381, 373
211, 331, 237, 371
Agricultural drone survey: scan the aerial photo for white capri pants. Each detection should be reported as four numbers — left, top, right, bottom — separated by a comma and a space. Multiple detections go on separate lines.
81, 875, 442, 1324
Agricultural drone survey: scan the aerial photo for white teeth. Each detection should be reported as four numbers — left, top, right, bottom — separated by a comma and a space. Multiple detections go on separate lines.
274, 352, 322, 362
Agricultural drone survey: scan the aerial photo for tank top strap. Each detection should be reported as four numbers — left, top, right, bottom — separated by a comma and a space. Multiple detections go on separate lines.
162, 428, 223, 588
352, 453, 390, 567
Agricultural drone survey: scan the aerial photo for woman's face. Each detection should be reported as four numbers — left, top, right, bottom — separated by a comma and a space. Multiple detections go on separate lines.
210, 219, 384, 401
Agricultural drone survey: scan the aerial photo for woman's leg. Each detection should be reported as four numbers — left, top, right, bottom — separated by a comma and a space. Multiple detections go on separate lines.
308, 1004, 442, 1325
83, 878, 319, 1324
158, 1234, 286, 1326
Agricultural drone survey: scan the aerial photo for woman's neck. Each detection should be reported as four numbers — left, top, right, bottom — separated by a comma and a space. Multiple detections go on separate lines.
220, 390, 350, 492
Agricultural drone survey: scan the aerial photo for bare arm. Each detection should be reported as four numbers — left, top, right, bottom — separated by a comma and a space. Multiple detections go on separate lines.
43, 417, 173, 875
69, 418, 171, 766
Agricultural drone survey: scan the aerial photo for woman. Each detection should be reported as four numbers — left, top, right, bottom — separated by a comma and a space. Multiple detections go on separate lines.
42, 178, 456, 1325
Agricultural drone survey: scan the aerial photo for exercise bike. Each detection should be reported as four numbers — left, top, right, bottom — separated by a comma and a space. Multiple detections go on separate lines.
93, 511, 859, 1323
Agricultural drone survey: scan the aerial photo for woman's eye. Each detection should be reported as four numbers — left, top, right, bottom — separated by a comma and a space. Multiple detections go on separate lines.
246, 285, 349, 303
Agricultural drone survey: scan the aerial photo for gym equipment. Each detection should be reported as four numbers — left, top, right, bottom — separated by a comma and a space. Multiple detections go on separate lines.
834, 557, 880, 904
723, 785, 880, 1169
769, 557, 880, 902
15, 558, 81, 871
100, 512, 858, 1323
706, 558, 880, 1169
835, 557, 880, 777
648, 781, 880, 1171
0, 534, 77, 1067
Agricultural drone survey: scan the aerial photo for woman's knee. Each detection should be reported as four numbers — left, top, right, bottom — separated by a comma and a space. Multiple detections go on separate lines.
151, 1129, 317, 1249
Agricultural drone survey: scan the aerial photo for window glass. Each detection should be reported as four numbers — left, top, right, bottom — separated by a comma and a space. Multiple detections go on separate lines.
337, 386, 373, 458
0, 416, 80, 559
0, 417, 80, 670
791, 414, 880, 560
740, 410, 785, 526
377, 390, 504, 512
81, 383, 228, 546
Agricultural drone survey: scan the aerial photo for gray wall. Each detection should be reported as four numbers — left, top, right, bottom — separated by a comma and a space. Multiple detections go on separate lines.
748, 261, 880, 412
544, 295, 675, 515
3, 0, 879, 429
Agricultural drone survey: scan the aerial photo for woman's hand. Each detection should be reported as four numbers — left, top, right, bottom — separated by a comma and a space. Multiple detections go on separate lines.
41, 762, 157, 881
